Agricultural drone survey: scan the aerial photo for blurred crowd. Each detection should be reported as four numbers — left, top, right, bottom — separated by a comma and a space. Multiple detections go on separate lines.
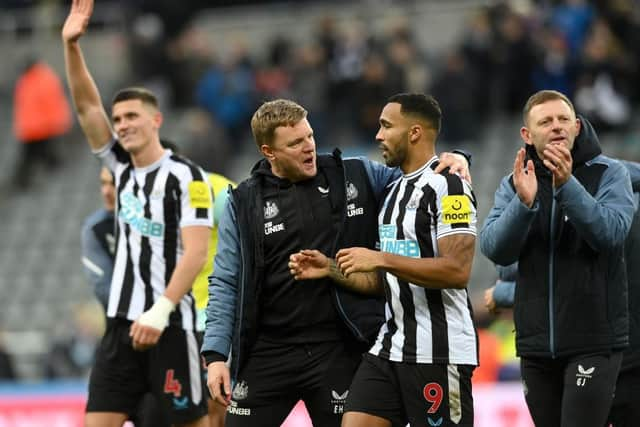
115, 0, 640, 174
7, 0, 640, 178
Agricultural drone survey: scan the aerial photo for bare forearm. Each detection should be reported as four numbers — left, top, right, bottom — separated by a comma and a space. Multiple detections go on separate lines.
63, 40, 112, 149
328, 259, 383, 295
164, 250, 208, 304
380, 252, 471, 289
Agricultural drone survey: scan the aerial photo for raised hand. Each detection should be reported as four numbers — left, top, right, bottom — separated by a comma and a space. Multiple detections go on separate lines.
543, 142, 573, 188
62, 0, 94, 43
513, 148, 537, 208
336, 247, 382, 276
289, 249, 331, 280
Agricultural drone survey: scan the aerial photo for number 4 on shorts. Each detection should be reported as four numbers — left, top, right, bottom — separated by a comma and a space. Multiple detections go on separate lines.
164, 369, 183, 397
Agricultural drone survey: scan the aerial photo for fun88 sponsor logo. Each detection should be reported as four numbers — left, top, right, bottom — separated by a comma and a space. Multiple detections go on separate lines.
119, 192, 164, 237
379, 224, 420, 257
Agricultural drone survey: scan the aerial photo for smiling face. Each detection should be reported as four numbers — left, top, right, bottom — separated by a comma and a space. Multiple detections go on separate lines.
264, 118, 317, 182
376, 102, 410, 168
111, 99, 162, 155
521, 97, 581, 160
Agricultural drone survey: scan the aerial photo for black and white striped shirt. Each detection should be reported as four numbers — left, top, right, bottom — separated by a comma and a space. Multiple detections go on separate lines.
370, 156, 478, 365
97, 140, 213, 331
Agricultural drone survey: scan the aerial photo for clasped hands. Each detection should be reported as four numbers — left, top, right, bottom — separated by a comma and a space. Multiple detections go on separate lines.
289, 247, 382, 280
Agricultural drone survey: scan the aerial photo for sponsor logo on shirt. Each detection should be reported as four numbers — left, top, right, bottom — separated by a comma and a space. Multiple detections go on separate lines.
232, 380, 248, 400
264, 200, 279, 220
346, 182, 358, 201
347, 203, 364, 217
119, 192, 164, 237
227, 401, 251, 416
441, 195, 471, 224
264, 221, 285, 235
379, 224, 420, 257
188, 181, 212, 209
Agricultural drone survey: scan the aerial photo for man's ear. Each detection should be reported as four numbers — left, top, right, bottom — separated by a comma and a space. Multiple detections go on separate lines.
520, 126, 532, 145
409, 125, 421, 143
260, 144, 275, 160
575, 117, 581, 135
154, 111, 163, 129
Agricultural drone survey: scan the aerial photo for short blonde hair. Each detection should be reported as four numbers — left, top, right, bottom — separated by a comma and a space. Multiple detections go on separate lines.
250, 99, 308, 148
522, 90, 575, 125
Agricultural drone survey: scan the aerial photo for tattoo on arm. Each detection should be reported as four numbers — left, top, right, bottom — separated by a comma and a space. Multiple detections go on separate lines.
328, 259, 383, 295
328, 259, 347, 282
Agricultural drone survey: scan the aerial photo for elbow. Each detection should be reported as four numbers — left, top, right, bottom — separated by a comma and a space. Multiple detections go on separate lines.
444, 267, 470, 289
450, 272, 470, 289
190, 244, 209, 271
195, 250, 209, 271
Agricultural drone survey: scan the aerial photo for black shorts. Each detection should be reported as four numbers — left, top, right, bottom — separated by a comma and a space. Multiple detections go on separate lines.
345, 353, 475, 427
224, 339, 361, 427
86, 318, 208, 425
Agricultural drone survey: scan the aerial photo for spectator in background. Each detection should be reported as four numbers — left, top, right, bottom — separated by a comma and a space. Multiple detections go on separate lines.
574, 19, 633, 132
290, 43, 329, 149
491, 9, 536, 113
460, 8, 493, 117
196, 41, 256, 147
531, 27, 576, 97
0, 331, 16, 380
431, 49, 478, 145
12, 58, 72, 190
45, 303, 104, 380
81, 166, 116, 309
549, 0, 594, 57
352, 52, 400, 148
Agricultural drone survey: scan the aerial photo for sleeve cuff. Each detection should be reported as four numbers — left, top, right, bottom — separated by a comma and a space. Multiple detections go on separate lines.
452, 149, 472, 167
202, 351, 228, 365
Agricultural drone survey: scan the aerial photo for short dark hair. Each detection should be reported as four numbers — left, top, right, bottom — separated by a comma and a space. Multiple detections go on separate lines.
111, 87, 159, 109
387, 93, 442, 133
522, 90, 575, 125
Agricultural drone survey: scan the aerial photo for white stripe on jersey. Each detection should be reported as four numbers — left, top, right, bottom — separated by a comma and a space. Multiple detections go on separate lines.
98, 140, 212, 331
370, 156, 478, 365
